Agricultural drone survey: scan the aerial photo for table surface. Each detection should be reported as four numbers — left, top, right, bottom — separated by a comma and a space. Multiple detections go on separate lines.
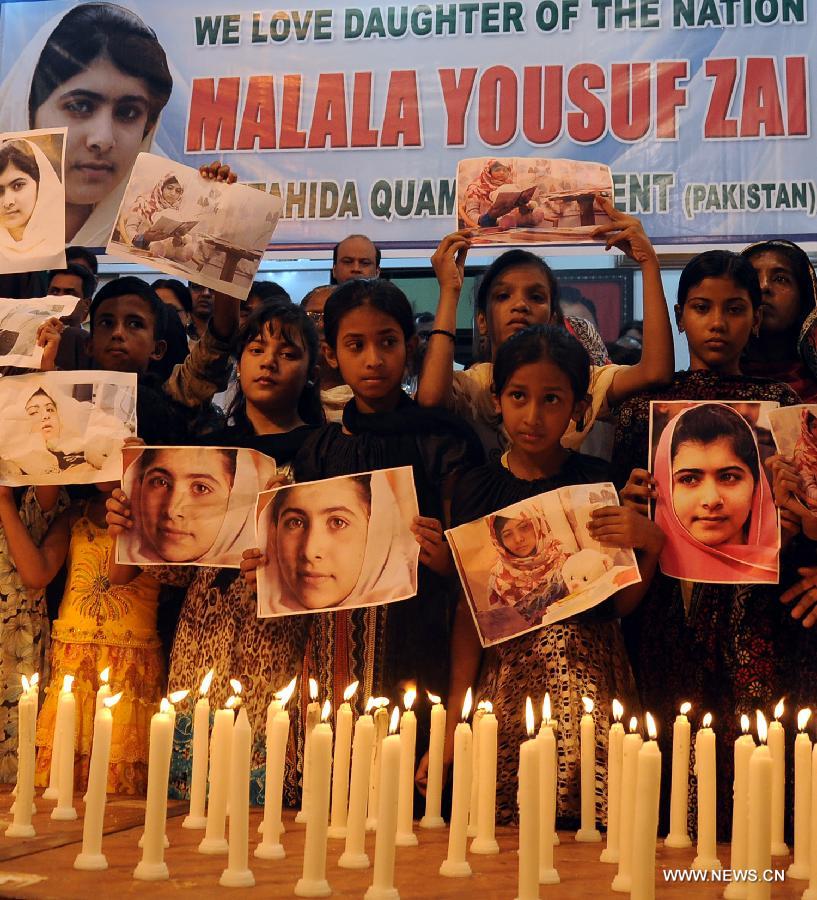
0, 788, 804, 898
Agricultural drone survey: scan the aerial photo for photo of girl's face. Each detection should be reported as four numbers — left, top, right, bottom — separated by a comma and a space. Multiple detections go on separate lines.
671, 436, 756, 546
0, 165, 38, 234
498, 517, 537, 558
25, 392, 59, 440
162, 179, 182, 204
273, 481, 370, 610
139, 449, 234, 562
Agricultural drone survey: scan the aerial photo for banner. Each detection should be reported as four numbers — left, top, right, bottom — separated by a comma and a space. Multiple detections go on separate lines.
1, 0, 813, 250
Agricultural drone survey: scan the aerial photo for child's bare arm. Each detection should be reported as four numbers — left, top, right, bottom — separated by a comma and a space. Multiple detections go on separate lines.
0, 488, 70, 589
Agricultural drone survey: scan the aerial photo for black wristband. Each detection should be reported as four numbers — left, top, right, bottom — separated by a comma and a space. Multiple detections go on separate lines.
429, 329, 456, 342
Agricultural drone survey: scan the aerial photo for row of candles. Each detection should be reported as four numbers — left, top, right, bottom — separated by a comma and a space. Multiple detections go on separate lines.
8, 668, 817, 899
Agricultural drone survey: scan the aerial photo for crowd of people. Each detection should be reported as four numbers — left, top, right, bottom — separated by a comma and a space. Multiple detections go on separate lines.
0, 212, 815, 845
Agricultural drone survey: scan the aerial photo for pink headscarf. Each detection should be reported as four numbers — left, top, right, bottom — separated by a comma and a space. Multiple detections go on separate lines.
131, 173, 182, 224
465, 159, 510, 207
653, 402, 779, 584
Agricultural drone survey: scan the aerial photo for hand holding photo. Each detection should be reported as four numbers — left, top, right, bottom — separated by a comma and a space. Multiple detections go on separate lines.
0, 370, 135, 485
650, 400, 780, 584
456, 156, 613, 247
255, 467, 420, 617
769, 404, 817, 510
116, 445, 278, 568
0, 296, 78, 367
107, 153, 283, 299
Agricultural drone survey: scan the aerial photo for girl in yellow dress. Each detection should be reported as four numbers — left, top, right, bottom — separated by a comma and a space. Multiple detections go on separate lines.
0, 486, 164, 794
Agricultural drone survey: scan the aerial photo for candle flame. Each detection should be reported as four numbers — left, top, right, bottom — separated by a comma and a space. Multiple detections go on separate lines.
741, 714, 750, 734
21, 675, 29, 693
629, 717, 638, 733
226, 696, 239, 709
30, 673, 39, 687
612, 698, 623, 721
680, 701, 692, 715
645, 712, 657, 740
481, 700, 493, 714
798, 708, 812, 732
275, 676, 297, 704
702, 712, 712, 729
582, 696, 594, 714
229, 679, 242, 696
374, 696, 390, 709
99, 666, 110, 684
756, 710, 768, 744
404, 688, 416, 711
774, 697, 785, 720
309, 678, 318, 701
389, 706, 400, 734
525, 697, 535, 737
169, 689, 189, 704
343, 680, 360, 702
427, 691, 442, 705
321, 699, 331, 722
543, 693, 552, 723
199, 669, 214, 696
365, 696, 376, 713
462, 687, 473, 721
61, 674, 74, 693
104, 692, 123, 709
160, 698, 170, 714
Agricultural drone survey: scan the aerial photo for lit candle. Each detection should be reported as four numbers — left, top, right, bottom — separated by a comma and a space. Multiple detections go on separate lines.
395, 687, 418, 847
296, 678, 321, 824
220, 704, 254, 887
467, 702, 486, 838
51, 675, 77, 821
183, 669, 213, 830
517, 698, 540, 900
665, 701, 692, 848
328, 680, 359, 840
537, 694, 559, 885
364, 707, 402, 900
746, 712, 773, 900
471, 699, 499, 854
788, 708, 812, 880
42, 673, 66, 802
366, 698, 390, 831
611, 717, 642, 893
339, 697, 376, 869
295, 700, 333, 897
576, 696, 601, 842
440, 690, 473, 878
74, 693, 122, 870
94, 667, 111, 715
7, 676, 37, 838
420, 691, 446, 829
691, 712, 720, 871
601, 699, 625, 864
630, 713, 662, 900
803, 743, 817, 900
725, 715, 755, 900
198, 698, 236, 855
133, 698, 174, 881
768, 697, 788, 856
256, 677, 296, 859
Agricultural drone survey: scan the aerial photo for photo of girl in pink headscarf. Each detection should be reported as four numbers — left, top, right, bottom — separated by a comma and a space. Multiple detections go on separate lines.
768, 404, 817, 512
651, 401, 780, 584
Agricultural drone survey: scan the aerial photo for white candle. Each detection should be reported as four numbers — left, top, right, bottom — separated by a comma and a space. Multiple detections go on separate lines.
802, 744, 817, 900
788, 708, 812, 880
339, 702, 376, 869
395, 687, 418, 846
198, 701, 235, 854
725, 715, 756, 900
51, 675, 77, 821
256, 678, 296, 860
576, 696, 601, 842
295, 700, 333, 898
517, 698, 540, 900
601, 699, 625, 864
611, 717, 642, 893
7, 676, 37, 838
94, 667, 111, 715
183, 669, 213, 830
42, 674, 65, 802
471, 701, 499, 854
630, 713, 662, 900
133, 699, 174, 881
665, 701, 692, 848
746, 712, 773, 900
537, 695, 559, 885
366, 699, 389, 831
691, 713, 720, 870
297, 678, 321, 825
74, 693, 122, 870
364, 707, 402, 900
467, 704, 486, 838
328, 680, 358, 839
440, 689, 473, 878
768, 697, 788, 856
420, 691, 446, 829
220, 705, 254, 887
